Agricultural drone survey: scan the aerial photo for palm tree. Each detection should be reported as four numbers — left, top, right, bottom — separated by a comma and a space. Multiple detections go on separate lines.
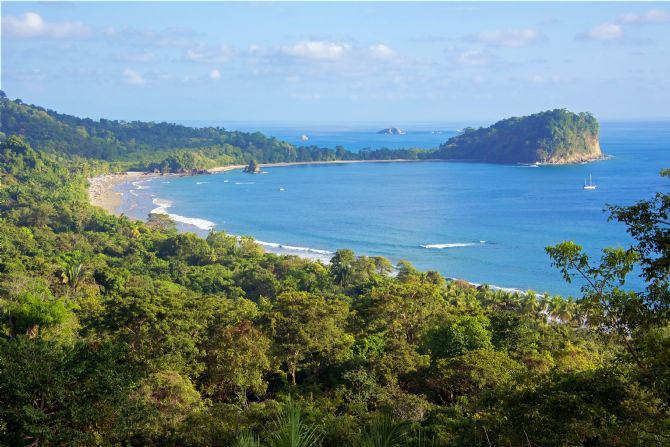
235, 431, 261, 447
521, 291, 540, 316
361, 414, 410, 447
62, 262, 84, 293
267, 398, 322, 447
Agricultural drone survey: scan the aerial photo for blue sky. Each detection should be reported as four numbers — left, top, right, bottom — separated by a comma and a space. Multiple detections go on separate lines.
2, 2, 669, 123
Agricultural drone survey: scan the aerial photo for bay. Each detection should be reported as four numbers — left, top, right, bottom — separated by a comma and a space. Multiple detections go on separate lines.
118, 121, 670, 296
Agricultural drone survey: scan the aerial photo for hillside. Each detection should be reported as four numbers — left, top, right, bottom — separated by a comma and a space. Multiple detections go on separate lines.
0, 96, 668, 445
0, 93, 426, 172
434, 109, 603, 164
1, 95, 604, 168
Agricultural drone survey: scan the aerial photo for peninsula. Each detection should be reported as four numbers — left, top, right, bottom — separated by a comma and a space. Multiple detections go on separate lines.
1, 96, 602, 169
433, 109, 603, 164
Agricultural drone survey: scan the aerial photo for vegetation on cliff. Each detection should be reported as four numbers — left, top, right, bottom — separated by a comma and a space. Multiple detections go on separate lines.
434, 109, 602, 164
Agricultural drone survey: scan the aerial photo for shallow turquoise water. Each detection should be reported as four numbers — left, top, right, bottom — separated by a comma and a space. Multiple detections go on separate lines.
119, 122, 670, 296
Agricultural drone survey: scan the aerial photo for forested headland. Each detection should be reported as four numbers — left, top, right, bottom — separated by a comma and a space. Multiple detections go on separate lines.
433, 109, 603, 164
1, 93, 669, 446
2, 94, 603, 170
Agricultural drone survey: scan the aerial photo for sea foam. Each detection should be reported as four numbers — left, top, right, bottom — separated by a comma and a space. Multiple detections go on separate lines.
255, 240, 334, 256
422, 241, 487, 249
150, 198, 216, 231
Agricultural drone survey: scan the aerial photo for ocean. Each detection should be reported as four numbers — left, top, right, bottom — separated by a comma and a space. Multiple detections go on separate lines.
116, 121, 670, 296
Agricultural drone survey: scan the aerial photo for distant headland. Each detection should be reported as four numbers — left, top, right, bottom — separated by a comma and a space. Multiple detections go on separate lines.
433, 109, 603, 164
1, 94, 602, 169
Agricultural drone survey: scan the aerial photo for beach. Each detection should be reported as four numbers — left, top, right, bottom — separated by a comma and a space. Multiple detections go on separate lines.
206, 158, 424, 173
88, 159, 425, 215
87, 171, 156, 215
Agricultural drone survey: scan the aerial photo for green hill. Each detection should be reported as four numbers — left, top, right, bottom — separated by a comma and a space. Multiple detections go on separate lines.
0, 95, 668, 446
0, 93, 425, 172
0, 94, 603, 168
434, 109, 603, 164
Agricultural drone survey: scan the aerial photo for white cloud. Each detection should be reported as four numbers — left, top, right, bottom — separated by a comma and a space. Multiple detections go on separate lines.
2, 11, 90, 39
209, 69, 221, 80
531, 75, 546, 85
618, 9, 670, 25
116, 52, 156, 63
578, 9, 668, 43
471, 28, 544, 47
105, 26, 197, 49
578, 23, 624, 41
184, 44, 233, 64
458, 49, 498, 66
122, 68, 147, 85
291, 92, 322, 101
369, 44, 396, 59
281, 41, 351, 60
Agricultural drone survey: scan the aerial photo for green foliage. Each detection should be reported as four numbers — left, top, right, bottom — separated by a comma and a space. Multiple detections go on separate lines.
361, 414, 410, 447
426, 315, 493, 359
0, 95, 428, 171
434, 109, 601, 163
0, 102, 668, 445
270, 291, 353, 384
0, 337, 139, 446
1, 290, 72, 338
267, 398, 323, 447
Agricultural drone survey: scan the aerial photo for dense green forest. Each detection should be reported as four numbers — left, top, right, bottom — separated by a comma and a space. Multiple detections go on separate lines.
0, 93, 426, 173
434, 109, 602, 164
1, 96, 669, 446
2, 95, 604, 171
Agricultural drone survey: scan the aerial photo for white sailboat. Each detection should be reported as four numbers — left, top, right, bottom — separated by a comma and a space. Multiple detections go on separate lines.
583, 174, 597, 190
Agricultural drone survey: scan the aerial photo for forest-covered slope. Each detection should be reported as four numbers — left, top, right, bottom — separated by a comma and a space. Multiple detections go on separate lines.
1, 94, 603, 170
0, 93, 425, 172
434, 109, 603, 164
0, 99, 669, 445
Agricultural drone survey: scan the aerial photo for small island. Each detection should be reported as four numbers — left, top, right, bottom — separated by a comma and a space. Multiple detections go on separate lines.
243, 159, 262, 174
433, 109, 603, 164
377, 127, 406, 135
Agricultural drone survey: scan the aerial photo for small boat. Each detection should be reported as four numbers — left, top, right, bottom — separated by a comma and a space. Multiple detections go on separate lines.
300, 134, 309, 141
583, 174, 597, 190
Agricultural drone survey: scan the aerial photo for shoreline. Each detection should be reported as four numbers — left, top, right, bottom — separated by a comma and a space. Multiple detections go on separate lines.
88, 159, 428, 215
206, 158, 431, 173
85, 160, 562, 296
87, 171, 157, 216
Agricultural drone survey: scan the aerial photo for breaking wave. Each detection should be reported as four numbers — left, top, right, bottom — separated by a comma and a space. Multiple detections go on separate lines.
150, 198, 216, 231
255, 239, 334, 256
421, 241, 487, 249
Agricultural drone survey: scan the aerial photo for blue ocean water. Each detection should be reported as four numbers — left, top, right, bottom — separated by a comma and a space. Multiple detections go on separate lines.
118, 122, 670, 296
180, 121, 472, 151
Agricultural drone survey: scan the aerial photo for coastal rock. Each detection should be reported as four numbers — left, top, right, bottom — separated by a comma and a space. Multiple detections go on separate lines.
377, 127, 406, 135
243, 159, 262, 174
433, 109, 603, 164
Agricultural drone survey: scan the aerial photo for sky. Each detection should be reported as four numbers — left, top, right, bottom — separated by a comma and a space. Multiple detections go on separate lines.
2, 1, 670, 123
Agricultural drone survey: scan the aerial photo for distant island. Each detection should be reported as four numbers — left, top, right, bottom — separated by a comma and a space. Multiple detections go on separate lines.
433, 109, 603, 164
377, 127, 406, 135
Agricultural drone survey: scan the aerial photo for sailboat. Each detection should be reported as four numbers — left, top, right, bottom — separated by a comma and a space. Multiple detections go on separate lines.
583, 174, 597, 190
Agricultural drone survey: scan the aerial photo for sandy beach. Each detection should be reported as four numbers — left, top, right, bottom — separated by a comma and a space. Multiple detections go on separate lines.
206, 159, 426, 173
89, 159, 428, 215
87, 171, 156, 215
